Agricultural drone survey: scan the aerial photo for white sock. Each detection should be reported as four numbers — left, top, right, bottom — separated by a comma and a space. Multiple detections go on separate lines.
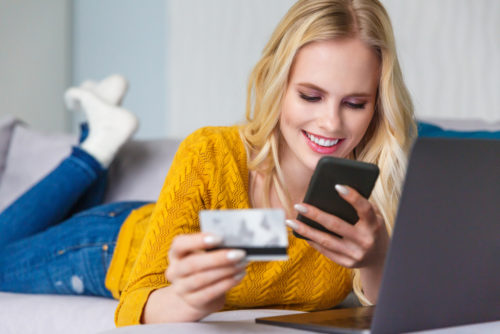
65, 88, 139, 168
65, 74, 128, 109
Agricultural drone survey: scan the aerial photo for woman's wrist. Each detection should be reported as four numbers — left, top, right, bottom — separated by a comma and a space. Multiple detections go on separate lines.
142, 286, 207, 324
358, 258, 385, 304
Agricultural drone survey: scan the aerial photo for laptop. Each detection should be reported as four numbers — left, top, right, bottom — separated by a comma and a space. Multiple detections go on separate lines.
256, 137, 500, 333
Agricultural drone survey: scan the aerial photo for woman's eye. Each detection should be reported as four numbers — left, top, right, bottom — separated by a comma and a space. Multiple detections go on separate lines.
345, 102, 366, 109
299, 93, 321, 102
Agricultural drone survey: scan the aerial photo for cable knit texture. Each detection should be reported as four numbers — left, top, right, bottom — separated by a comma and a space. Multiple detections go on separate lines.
111, 126, 352, 326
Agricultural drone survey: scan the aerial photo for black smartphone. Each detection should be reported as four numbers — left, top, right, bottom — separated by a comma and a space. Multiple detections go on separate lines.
294, 156, 379, 240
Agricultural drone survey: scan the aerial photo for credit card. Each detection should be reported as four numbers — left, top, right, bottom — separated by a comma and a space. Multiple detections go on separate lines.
199, 209, 288, 261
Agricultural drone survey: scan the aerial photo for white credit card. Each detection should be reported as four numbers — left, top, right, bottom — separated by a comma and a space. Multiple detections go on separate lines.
199, 209, 288, 261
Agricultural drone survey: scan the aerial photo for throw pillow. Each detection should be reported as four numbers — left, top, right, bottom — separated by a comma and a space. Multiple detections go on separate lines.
0, 125, 76, 212
418, 121, 500, 139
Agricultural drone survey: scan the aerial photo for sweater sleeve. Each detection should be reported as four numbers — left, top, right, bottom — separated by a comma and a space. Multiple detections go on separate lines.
115, 129, 213, 326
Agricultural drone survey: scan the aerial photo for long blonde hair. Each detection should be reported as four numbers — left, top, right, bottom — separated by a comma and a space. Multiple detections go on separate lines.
240, 0, 417, 305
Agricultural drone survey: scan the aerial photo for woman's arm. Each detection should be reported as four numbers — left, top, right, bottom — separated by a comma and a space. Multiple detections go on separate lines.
142, 234, 246, 323
285, 185, 390, 304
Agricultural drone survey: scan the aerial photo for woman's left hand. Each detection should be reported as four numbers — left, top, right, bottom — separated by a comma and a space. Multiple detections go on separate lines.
287, 184, 389, 270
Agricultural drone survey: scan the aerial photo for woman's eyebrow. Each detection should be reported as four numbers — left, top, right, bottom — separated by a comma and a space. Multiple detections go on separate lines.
296, 82, 327, 94
296, 82, 372, 97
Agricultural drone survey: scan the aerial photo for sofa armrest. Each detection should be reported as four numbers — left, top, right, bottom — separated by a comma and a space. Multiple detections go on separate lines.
0, 124, 76, 212
0, 115, 23, 184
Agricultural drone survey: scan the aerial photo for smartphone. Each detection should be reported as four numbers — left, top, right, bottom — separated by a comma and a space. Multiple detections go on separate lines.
294, 156, 379, 240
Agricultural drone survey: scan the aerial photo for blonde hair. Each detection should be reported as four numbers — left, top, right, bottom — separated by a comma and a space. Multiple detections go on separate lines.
239, 0, 417, 305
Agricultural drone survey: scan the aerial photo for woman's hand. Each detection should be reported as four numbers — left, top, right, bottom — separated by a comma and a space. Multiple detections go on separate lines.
285, 185, 389, 302
143, 233, 247, 323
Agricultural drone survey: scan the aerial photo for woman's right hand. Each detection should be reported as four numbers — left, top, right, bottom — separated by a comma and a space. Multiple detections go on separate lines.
143, 233, 247, 323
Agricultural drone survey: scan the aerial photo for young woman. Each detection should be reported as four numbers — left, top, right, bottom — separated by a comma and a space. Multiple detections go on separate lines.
0, 0, 416, 327
121, 0, 416, 325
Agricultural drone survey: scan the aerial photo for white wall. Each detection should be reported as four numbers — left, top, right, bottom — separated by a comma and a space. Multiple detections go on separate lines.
167, 0, 500, 139
2, 0, 499, 139
382, 0, 500, 122
0, 0, 71, 133
166, 0, 296, 138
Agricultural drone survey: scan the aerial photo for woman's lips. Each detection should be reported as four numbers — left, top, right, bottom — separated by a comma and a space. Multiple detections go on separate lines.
302, 130, 343, 154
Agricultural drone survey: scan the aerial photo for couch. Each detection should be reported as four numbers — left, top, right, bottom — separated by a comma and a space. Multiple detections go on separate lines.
1, 114, 499, 334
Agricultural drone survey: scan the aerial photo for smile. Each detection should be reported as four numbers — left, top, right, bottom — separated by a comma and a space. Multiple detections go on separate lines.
303, 131, 339, 147
302, 130, 343, 154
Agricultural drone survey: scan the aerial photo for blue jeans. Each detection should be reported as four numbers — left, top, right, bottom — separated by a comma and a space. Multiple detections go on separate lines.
0, 126, 149, 297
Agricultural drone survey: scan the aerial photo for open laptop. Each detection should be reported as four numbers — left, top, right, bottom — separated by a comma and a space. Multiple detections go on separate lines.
256, 137, 500, 333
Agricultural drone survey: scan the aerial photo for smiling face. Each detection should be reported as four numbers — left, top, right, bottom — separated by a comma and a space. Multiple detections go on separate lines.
279, 37, 380, 174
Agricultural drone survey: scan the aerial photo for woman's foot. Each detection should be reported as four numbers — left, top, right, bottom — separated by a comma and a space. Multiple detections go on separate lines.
65, 74, 128, 109
64, 88, 138, 168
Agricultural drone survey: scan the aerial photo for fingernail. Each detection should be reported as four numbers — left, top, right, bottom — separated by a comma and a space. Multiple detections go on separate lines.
285, 219, 299, 230
335, 184, 349, 195
204, 235, 222, 245
294, 204, 308, 214
227, 250, 246, 261
234, 271, 246, 281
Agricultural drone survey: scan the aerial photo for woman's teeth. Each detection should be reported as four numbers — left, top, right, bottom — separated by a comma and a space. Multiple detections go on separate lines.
306, 132, 339, 147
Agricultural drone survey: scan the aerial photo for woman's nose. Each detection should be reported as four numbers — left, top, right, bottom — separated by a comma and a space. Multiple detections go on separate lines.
317, 103, 342, 131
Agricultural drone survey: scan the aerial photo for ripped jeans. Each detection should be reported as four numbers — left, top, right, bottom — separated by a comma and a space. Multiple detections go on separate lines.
0, 125, 149, 298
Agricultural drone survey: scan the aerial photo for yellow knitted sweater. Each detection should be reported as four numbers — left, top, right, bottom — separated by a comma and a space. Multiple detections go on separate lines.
108, 126, 352, 326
